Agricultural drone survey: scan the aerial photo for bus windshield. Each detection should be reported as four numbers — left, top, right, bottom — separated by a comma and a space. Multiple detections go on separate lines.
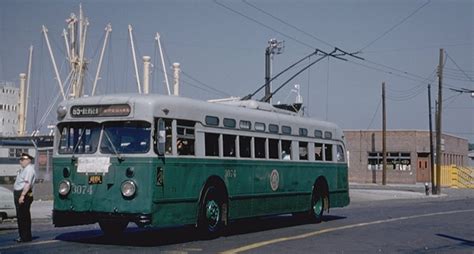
100, 121, 151, 154
58, 122, 101, 154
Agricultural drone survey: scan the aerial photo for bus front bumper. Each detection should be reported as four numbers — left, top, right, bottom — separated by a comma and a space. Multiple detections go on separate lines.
53, 210, 152, 227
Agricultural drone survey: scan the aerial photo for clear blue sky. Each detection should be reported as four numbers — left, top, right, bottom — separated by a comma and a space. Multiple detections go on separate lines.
0, 0, 473, 142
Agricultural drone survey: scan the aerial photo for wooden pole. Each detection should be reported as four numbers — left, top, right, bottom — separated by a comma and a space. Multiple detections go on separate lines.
382, 82, 387, 185
435, 49, 443, 194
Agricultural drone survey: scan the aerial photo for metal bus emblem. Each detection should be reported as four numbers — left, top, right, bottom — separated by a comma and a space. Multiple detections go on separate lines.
270, 169, 280, 191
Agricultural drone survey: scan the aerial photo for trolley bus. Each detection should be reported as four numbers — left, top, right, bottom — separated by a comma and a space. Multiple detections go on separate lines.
52, 94, 349, 236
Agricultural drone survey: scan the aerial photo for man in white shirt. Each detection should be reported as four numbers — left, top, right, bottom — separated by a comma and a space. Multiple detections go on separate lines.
13, 153, 36, 243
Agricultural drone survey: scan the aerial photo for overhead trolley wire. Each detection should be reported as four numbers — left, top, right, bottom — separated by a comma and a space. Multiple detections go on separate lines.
358, 0, 431, 52
241, 0, 334, 49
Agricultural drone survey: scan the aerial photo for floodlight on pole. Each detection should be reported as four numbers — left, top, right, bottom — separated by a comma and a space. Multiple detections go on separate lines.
265, 38, 285, 103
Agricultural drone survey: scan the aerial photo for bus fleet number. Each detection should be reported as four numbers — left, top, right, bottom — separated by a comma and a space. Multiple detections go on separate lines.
72, 184, 93, 195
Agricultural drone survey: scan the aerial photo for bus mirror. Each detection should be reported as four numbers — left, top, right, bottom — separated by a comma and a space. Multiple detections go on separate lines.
157, 119, 166, 156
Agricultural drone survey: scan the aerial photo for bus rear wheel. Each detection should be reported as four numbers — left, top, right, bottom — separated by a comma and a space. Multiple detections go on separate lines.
197, 186, 225, 238
309, 187, 325, 223
99, 220, 128, 237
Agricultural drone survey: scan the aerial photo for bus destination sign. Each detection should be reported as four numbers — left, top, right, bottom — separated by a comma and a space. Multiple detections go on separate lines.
71, 104, 131, 117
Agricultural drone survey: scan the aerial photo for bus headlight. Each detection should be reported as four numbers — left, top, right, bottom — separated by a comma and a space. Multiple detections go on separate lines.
58, 180, 71, 196
121, 180, 136, 198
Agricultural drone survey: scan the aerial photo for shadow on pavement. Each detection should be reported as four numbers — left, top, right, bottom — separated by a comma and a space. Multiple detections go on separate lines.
55, 214, 346, 247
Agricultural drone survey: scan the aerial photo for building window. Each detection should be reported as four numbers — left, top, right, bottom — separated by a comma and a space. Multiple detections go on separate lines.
367, 152, 411, 171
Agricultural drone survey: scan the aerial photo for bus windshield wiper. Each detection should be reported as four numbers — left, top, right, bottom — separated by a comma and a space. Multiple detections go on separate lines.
103, 129, 125, 162
71, 129, 86, 163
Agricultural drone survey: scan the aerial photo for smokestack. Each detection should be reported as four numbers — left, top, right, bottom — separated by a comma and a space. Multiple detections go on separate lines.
143, 56, 151, 94
173, 62, 180, 96
18, 73, 27, 136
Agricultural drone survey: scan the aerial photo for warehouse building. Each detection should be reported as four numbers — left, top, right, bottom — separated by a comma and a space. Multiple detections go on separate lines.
345, 130, 469, 184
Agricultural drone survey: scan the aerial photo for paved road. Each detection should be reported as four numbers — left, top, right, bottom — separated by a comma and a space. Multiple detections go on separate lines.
0, 187, 472, 253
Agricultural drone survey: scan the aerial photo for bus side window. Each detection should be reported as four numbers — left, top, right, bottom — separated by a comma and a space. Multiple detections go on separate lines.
314, 143, 323, 161
254, 137, 266, 159
223, 134, 236, 157
268, 139, 279, 159
325, 144, 333, 162
177, 120, 195, 156
281, 140, 291, 160
239, 136, 251, 158
337, 145, 345, 162
164, 119, 173, 155
299, 141, 308, 160
205, 133, 219, 156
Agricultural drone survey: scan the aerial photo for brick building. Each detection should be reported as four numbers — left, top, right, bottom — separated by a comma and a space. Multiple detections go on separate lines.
344, 130, 469, 184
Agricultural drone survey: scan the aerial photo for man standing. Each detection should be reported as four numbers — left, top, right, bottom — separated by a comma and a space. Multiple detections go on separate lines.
13, 153, 36, 243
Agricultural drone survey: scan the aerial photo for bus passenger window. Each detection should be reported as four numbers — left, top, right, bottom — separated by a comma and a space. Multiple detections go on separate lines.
281, 140, 291, 160
269, 139, 279, 159
337, 145, 345, 162
254, 137, 266, 158
299, 142, 308, 160
239, 136, 251, 158
314, 143, 323, 161
223, 135, 236, 157
325, 144, 333, 161
205, 133, 219, 156
177, 120, 195, 156
164, 119, 173, 155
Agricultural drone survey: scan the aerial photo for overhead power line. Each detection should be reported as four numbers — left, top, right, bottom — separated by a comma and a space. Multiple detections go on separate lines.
359, 0, 431, 52
241, 0, 334, 49
214, 0, 316, 49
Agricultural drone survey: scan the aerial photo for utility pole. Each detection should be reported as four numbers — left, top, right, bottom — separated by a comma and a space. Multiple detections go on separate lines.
264, 39, 284, 103
382, 82, 387, 185
435, 48, 443, 194
428, 84, 436, 194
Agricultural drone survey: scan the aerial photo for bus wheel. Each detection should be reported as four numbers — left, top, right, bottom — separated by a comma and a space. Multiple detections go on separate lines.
198, 186, 225, 238
310, 187, 325, 223
99, 220, 128, 237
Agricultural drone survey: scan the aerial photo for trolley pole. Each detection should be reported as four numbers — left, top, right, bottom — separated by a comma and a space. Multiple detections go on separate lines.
382, 82, 387, 186
435, 48, 443, 195
428, 84, 436, 194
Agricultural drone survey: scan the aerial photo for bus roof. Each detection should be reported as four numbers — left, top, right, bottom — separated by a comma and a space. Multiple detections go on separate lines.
59, 94, 345, 141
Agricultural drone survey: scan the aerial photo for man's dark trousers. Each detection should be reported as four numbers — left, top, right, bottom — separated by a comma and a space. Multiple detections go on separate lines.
14, 190, 33, 241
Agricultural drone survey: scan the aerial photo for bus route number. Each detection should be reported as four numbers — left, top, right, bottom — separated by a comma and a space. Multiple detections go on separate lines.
225, 169, 237, 178
72, 184, 93, 195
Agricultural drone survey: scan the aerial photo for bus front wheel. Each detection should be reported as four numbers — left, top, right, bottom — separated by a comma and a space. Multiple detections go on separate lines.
197, 186, 226, 238
99, 220, 128, 237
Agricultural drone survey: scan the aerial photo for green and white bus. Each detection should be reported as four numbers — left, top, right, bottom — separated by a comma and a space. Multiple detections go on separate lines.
52, 94, 349, 236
